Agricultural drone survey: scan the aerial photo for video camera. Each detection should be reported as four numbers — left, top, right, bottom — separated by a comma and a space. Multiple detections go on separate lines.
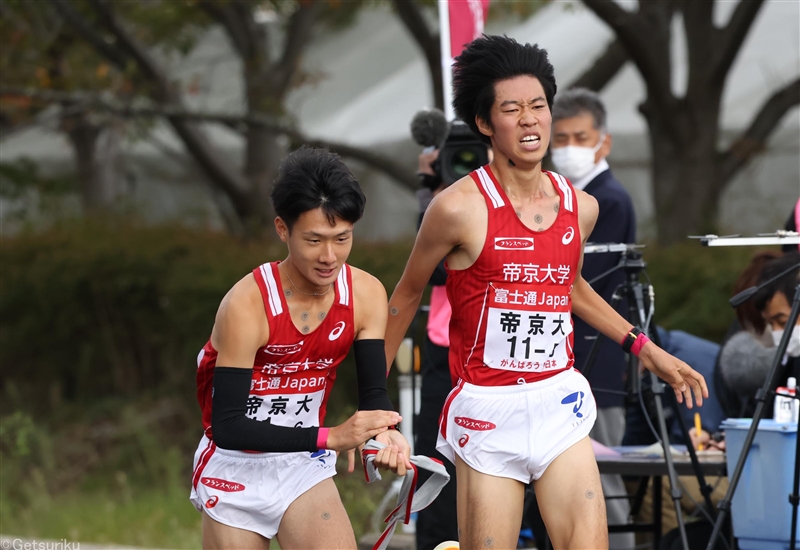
410, 109, 489, 189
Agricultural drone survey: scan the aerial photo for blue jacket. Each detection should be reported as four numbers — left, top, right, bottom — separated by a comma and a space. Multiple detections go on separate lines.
572, 168, 636, 409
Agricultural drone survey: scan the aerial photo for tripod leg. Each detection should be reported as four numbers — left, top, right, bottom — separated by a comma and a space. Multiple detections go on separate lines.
791, 410, 800, 550
649, 328, 717, 518
649, 370, 691, 550
625, 280, 689, 550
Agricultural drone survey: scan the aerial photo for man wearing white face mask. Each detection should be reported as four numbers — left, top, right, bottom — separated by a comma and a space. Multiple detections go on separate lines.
551, 89, 636, 550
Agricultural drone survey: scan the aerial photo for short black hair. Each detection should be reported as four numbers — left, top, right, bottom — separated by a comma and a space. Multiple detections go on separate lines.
271, 146, 365, 231
452, 34, 557, 145
755, 252, 800, 313
552, 88, 607, 132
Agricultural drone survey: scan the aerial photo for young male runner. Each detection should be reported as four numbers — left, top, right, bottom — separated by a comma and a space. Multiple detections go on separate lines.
191, 146, 411, 550
385, 36, 708, 549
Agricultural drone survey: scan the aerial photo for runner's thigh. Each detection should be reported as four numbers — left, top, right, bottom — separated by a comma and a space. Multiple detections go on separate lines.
276, 477, 356, 550
202, 511, 270, 550
455, 454, 526, 550
533, 436, 608, 550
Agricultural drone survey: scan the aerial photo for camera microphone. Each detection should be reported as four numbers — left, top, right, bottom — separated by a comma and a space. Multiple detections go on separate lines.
410, 109, 449, 148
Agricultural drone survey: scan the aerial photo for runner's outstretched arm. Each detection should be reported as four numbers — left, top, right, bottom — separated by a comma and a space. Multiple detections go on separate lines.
570, 190, 708, 408
385, 192, 463, 373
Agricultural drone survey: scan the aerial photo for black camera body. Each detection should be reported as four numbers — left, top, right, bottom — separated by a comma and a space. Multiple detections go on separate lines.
433, 120, 490, 186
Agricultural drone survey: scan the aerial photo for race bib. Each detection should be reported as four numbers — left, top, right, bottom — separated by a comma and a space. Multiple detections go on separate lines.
482, 282, 573, 373
246, 370, 327, 428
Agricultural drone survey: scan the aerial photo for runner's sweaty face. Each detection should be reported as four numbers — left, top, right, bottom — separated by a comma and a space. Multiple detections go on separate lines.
276, 207, 354, 291
476, 75, 552, 169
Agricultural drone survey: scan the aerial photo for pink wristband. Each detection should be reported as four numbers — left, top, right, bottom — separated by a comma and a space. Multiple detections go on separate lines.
316, 427, 330, 450
631, 333, 650, 357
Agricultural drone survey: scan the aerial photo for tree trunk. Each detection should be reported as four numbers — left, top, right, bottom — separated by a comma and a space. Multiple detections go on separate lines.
642, 95, 726, 245
64, 111, 121, 213
244, 121, 283, 234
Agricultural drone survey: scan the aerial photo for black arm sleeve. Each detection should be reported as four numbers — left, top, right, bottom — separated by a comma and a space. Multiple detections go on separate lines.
211, 367, 318, 452
354, 339, 395, 411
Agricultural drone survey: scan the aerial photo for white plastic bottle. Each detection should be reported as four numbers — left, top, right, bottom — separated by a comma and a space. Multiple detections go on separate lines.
774, 377, 799, 423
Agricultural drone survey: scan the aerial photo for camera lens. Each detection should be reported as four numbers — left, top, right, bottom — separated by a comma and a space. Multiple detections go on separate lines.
450, 147, 483, 178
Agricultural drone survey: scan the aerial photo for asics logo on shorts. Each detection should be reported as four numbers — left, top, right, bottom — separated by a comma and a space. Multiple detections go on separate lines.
561, 391, 585, 418
458, 434, 470, 447
205, 496, 219, 508
328, 321, 346, 341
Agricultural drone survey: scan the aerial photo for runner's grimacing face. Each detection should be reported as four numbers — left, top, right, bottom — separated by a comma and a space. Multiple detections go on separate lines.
477, 75, 551, 168
280, 207, 354, 288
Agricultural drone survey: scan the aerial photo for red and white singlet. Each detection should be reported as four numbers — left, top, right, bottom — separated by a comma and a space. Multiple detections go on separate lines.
196, 262, 355, 441
446, 166, 581, 387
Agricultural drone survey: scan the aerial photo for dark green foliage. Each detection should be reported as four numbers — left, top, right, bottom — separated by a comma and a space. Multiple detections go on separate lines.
644, 243, 762, 343
0, 223, 764, 413
0, 220, 413, 416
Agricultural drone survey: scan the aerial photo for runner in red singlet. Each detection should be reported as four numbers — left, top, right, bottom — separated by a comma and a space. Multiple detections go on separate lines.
191, 146, 411, 550
385, 36, 708, 549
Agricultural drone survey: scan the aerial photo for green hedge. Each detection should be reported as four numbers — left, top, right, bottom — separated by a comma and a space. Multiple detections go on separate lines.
1, 220, 761, 415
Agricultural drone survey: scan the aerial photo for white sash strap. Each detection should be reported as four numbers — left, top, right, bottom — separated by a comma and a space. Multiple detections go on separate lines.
361, 440, 451, 550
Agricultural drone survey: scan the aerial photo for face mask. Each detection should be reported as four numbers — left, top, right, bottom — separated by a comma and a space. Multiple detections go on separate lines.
772, 326, 800, 357
550, 134, 605, 182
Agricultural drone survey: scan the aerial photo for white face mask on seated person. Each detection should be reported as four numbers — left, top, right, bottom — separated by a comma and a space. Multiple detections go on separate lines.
772, 325, 800, 357
550, 133, 605, 182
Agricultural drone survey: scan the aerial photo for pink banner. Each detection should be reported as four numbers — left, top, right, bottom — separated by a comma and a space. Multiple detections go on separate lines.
448, 0, 491, 58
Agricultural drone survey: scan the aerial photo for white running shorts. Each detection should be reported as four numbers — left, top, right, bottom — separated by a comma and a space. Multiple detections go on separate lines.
436, 368, 596, 483
189, 435, 337, 539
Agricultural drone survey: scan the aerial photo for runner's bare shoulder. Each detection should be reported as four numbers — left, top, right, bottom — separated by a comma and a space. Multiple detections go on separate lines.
212, 273, 269, 352
350, 267, 388, 305
423, 174, 485, 233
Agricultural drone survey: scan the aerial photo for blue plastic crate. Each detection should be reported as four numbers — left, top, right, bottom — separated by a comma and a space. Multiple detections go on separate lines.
722, 418, 799, 550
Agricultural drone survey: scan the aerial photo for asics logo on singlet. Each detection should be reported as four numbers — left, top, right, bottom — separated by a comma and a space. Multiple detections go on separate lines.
561, 391, 585, 418
328, 321, 346, 341
562, 226, 575, 245
495, 237, 534, 250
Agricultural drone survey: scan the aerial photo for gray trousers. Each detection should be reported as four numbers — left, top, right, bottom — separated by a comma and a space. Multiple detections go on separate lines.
591, 407, 635, 550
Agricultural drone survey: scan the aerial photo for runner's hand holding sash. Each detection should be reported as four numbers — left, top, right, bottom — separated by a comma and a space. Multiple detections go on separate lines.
361, 440, 450, 550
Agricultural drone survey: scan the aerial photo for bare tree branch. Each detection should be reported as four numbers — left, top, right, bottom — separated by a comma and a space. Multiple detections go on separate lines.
582, 0, 681, 139
721, 76, 800, 182
683, 0, 716, 97
49, 0, 129, 69
392, 0, 442, 109
197, 1, 252, 59
712, 0, 765, 85
90, 0, 171, 98
1, 86, 419, 192
54, 0, 253, 215
581, 0, 673, 106
297, 138, 418, 192
274, 1, 320, 98
567, 38, 628, 91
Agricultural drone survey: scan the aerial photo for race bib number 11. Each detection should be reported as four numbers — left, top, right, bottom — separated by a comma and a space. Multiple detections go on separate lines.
482, 283, 572, 372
